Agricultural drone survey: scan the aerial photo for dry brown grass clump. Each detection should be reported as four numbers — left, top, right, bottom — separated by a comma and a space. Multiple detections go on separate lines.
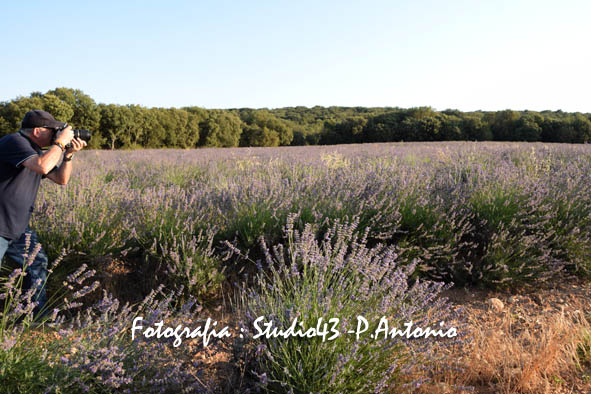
411, 282, 591, 394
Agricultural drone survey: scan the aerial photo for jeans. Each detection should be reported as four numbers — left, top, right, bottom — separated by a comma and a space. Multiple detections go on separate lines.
0, 227, 49, 316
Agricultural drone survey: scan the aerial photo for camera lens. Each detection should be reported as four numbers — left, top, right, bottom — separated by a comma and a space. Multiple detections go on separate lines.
73, 129, 91, 142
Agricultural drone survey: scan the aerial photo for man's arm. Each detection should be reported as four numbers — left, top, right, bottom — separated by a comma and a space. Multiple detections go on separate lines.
45, 139, 87, 185
21, 125, 74, 176
45, 153, 73, 185
21, 145, 64, 175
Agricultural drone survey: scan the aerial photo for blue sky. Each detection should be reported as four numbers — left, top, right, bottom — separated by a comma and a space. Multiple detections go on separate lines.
1, 0, 589, 111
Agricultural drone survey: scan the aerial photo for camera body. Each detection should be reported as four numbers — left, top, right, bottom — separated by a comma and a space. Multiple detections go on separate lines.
52, 124, 92, 148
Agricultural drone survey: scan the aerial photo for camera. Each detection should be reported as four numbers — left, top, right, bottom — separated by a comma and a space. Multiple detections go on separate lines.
72, 129, 92, 143
52, 124, 92, 148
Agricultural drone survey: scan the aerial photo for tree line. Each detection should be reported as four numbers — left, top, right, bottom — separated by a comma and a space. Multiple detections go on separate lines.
1, 88, 590, 148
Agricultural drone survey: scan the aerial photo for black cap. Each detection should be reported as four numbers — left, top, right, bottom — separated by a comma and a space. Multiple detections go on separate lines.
21, 110, 66, 129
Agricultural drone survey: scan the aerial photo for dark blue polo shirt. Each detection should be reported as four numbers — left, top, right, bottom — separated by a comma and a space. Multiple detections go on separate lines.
0, 132, 44, 240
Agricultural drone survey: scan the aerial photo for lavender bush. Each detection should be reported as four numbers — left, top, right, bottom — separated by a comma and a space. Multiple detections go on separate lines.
156, 229, 225, 302
235, 215, 460, 393
48, 285, 209, 393
0, 242, 211, 393
33, 172, 135, 260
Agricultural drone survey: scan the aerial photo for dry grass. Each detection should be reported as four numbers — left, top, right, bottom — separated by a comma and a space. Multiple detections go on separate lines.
411, 280, 591, 394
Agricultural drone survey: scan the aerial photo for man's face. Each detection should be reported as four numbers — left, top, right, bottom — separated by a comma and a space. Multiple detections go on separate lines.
35, 127, 55, 147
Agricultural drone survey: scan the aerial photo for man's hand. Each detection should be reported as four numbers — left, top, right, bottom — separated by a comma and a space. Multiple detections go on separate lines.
55, 125, 74, 146
45, 137, 85, 185
65, 138, 87, 154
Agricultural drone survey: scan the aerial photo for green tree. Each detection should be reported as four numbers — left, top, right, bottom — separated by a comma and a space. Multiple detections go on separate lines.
98, 104, 133, 149
152, 108, 200, 148
514, 113, 542, 141
0, 96, 45, 131
240, 124, 280, 146
439, 114, 464, 140
125, 105, 150, 148
198, 110, 242, 147
45, 88, 101, 131
0, 116, 11, 138
363, 111, 404, 142
40, 94, 74, 124
238, 110, 293, 146
401, 116, 441, 141
572, 114, 591, 143
320, 116, 368, 144
0, 92, 74, 137
462, 114, 492, 141
490, 110, 520, 140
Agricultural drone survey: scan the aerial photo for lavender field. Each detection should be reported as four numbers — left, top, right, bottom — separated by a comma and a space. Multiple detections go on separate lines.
35, 141, 591, 290
3, 141, 591, 392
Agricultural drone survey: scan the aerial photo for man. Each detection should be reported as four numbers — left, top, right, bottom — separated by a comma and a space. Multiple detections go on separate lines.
0, 109, 87, 317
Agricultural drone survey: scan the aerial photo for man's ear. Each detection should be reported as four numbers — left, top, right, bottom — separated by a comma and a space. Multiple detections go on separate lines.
32, 127, 42, 137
